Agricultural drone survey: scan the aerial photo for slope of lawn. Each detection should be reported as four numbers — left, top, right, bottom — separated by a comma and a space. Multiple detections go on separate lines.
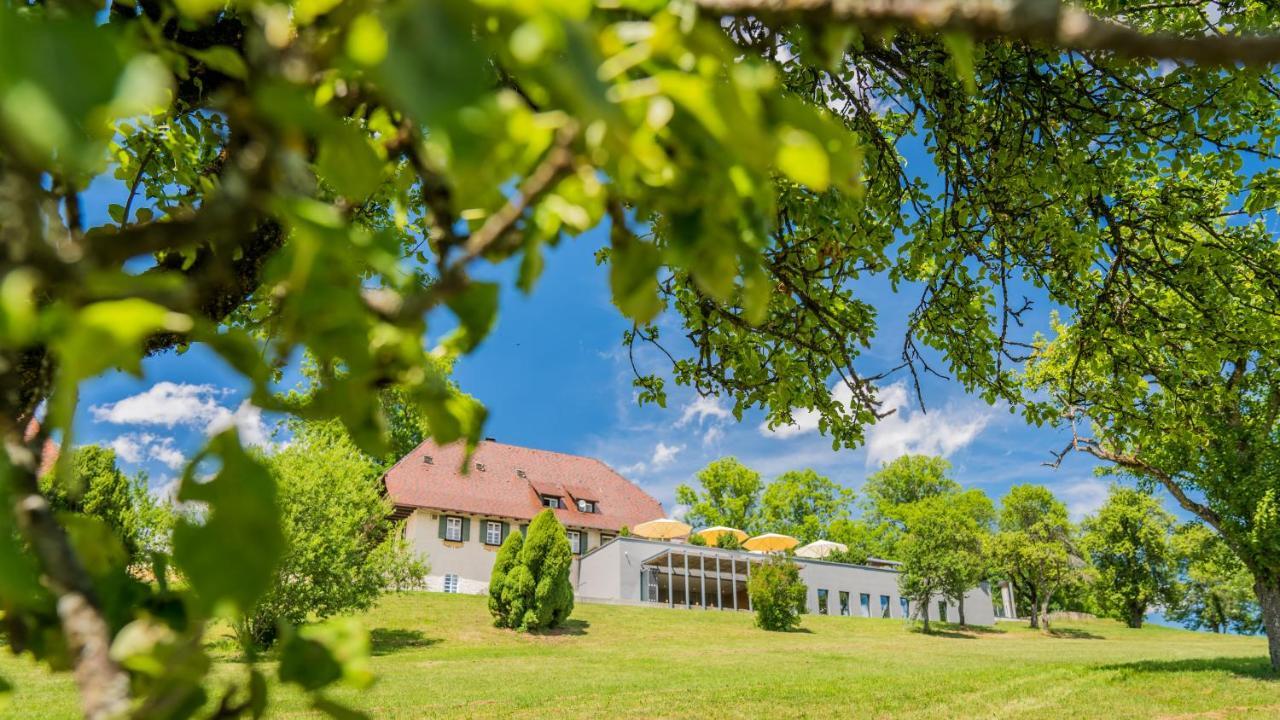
3, 591, 1275, 719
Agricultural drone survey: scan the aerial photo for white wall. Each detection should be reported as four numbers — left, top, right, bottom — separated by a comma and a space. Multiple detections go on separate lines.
405, 509, 603, 595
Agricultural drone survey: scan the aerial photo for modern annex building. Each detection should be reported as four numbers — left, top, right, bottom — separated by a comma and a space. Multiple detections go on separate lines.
384, 439, 998, 624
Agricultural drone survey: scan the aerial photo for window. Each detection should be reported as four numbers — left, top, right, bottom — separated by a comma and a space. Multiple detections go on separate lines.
600, 534, 616, 545
541, 495, 562, 509
859, 593, 871, 617
839, 591, 850, 616
576, 498, 597, 513
567, 530, 582, 554
817, 589, 829, 615
900, 598, 910, 619
880, 595, 891, 619
485, 521, 503, 545
443, 574, 459, 593
445, 516, 463, 542
938, 601, 948, 623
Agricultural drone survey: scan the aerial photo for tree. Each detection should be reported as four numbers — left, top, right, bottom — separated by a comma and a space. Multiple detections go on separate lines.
1168, 523, 1263, 635
990, 485, 1085, 632
675, 458, 763, 532
1080, 487, 1178, 629
825, 518, 896, 565
861, 455, 961, 527
895, 495, 988, 631
488, 529, 525, 628
499, 510, 574, 632
1025, 250, 1280, 664
40, 445, 169, 564
239, 425, 427, 647
758, 469, 855, 543
747, 555, 807, 632
8, 0, 1280, 712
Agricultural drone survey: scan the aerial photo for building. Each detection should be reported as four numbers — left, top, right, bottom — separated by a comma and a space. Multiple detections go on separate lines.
384, 438, 665, 594
385, 438, 998, 624
579, 536, 996, 624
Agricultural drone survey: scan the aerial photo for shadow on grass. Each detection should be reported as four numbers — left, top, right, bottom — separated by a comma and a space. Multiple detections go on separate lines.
530, 618, 591, 637
911, 624, 1006, 639
1100, 656, 1277, 680
1047, 627, 1104, 640
370, 628, 441, 655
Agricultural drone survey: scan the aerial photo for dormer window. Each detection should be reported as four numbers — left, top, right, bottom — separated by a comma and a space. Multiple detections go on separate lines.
541, 494, 562, 509
576, 498, 597, 513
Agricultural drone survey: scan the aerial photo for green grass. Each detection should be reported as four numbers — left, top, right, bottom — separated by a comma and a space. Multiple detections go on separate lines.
3, 592, 1276, 718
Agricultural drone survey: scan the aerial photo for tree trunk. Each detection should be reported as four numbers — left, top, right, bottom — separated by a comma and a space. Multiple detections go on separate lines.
1127, 604, 1144, 629
1039, 599, 1052, 633
920, 595, 930, 633
1255, 576, 1280, 672
958, 596, 967, 627
1028, 603, 1040, 629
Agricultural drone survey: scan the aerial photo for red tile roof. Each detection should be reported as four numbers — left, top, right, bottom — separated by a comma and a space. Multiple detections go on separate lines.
384, 439, 664, 533
24, 421, 59, 478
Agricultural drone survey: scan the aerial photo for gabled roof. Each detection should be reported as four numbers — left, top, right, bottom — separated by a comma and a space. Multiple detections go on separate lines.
383, 439, 664, 533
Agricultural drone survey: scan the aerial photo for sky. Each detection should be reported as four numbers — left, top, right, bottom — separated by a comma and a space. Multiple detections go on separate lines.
68, 207, 1125, 523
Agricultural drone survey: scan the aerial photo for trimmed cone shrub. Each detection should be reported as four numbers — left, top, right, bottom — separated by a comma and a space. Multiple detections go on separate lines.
488, 529, 524, 627
493, 509, 574, 631
748, 554, 807, 631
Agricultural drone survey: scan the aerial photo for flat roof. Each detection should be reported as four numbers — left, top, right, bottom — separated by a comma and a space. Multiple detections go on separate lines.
586, 536, 902, 575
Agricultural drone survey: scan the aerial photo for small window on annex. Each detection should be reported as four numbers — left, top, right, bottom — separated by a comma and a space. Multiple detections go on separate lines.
880, 595, 891, 618
839, 591, 850, 617
938, 601, 949, 622
817, 589, 829, 615
859, 593, 871, 617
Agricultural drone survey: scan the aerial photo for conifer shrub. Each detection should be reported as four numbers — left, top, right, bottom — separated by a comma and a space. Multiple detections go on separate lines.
488, 509, 574, 630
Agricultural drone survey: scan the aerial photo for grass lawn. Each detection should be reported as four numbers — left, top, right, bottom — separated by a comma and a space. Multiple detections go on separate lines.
3, 592, 1276, 718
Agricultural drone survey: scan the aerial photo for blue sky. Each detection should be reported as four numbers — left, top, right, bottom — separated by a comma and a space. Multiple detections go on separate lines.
70, 206, 1122, 522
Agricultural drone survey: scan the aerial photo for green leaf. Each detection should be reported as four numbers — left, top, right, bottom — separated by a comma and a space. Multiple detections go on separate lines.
316, 124, 384, 201
172, 431, 284, 618
187, 46, 249, 81
941, 33, 978, 95
609, 228, 663, 323
279, 618, 373, 691
444, 282, 500, 352
775, 127, 830, 191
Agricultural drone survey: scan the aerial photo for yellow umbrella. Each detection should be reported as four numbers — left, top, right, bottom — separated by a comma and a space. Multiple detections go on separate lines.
696, 526, 749, 547
632, 517, 693, 540
743, 533, 799, 553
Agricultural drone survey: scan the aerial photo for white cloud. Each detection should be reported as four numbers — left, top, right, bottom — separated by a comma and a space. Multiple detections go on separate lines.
110, 435, 145, 464
618, 461, 648, 476
110, 433, 187, 470
702, 425, 724, 446
206, 401, 272, 448
757, 381, 991, 468
651, 442, 683, 469
677, 395, 731, 427
91, 382, 230, 428
862, 383, 992, 467
1056, 478, 1110, 522
93, 383, 274, 448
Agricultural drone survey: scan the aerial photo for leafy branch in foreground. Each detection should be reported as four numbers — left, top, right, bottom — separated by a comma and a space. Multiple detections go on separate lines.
4, 0, 1280, 715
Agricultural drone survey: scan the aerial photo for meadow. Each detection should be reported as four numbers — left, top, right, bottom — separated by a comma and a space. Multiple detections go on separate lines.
3, 592, 1275, 719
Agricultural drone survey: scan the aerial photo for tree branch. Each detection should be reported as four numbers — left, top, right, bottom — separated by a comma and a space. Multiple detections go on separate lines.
697, 0, 1280, 65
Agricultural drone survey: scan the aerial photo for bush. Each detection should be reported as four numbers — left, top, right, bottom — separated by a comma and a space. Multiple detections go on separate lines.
491, 510, 574, 631
747, 555, 807, 631
236, 428, 427, 647
687, 533, 707, 546
488, 529, 524, 626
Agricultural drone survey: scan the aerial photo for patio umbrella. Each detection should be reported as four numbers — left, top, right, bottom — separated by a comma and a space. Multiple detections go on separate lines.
632, 517, 693, 540
696, 526, 749, 547
743, 533, 799, 553
795, 539, 848, 558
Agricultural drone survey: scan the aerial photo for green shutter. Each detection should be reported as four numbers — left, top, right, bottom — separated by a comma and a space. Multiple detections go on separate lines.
438, 515, 447, 539
461, 517, 471, 542
500, 521, 509, 542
